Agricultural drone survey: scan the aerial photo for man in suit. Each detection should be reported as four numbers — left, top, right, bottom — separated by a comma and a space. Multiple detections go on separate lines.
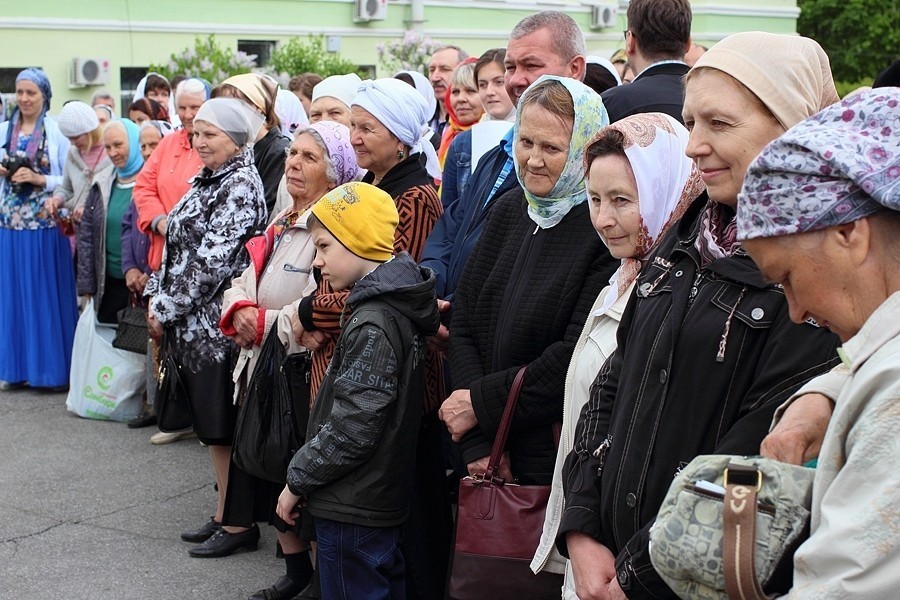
601, 0, 692, 123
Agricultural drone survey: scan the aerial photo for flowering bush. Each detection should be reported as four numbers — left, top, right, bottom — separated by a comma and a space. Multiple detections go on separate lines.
149, 35, 257, 85
377, 31, 443, 75
265, 35, 367, 86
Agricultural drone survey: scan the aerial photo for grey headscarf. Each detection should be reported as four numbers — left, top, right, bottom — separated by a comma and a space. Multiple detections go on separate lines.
193, 97, 265, 147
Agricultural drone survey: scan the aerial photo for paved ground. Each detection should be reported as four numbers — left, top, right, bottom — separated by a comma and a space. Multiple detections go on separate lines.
0, 387, 283, 600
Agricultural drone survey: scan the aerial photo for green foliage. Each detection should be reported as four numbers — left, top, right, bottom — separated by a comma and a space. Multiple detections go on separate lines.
149, 35, 257, 85
798, 0, 900, 81
267, 36, 367, 81
834, 79, 875, 98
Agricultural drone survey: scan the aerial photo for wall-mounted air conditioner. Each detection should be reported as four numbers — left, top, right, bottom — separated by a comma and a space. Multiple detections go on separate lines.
354, 0, 388, 23
590, 4, 618, 30
71, 58, 111, 87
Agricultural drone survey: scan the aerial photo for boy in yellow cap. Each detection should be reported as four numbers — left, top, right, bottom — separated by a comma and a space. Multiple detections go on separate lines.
276, 182, 440, 598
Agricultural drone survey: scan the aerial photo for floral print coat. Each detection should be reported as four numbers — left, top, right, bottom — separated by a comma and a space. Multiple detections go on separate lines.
146, 148, 266, 373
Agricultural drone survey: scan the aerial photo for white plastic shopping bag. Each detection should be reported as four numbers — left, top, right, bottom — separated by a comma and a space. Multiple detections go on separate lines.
66, 300, 145, 422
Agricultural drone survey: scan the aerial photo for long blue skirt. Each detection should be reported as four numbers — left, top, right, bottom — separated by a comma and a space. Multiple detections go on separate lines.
0, 227, 78, 387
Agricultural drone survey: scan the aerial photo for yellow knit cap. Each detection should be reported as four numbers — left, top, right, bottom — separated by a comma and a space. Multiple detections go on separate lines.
311, 182, 399, 262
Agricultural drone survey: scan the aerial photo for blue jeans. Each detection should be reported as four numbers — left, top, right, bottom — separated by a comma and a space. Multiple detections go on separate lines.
316, 517, 406, 600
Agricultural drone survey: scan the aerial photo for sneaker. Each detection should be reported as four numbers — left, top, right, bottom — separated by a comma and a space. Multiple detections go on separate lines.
150, 429, 196, 445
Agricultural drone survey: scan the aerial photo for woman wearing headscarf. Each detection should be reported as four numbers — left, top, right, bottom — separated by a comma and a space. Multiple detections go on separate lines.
134, 72, 179, 128
394, 70, 441, 150
530, 113, 703, 596
77, 119, 144, 323
215, 121, 360, 596
0, 68, 76, 390
214, 73, 291, 217
137, 120, 175, 162
308, 73, 361, 128
145, 98, 267, 553
437, 58, 484, 203
274, 88, 308, 136
437, 76, 617, 597
558, 33, 844, 600
737, 88, 900, 599
440, 75, 617, 484
45, 101, 113, 228
293, 77, 445, 598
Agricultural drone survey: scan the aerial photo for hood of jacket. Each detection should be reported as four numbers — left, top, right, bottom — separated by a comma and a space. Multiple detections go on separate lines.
347, 251, 440, 337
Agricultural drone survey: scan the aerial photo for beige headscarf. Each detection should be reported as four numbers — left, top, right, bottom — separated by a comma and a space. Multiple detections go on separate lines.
690, 32, 840, 130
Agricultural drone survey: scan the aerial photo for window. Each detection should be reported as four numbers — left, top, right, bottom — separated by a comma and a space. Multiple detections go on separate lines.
120, 67, 149, 117
238, 40, 276, 68
1, 67, 35, 118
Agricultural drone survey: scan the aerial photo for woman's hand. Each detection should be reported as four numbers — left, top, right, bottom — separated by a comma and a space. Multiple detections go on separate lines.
44, 196, 64, 217
124, 268, 148, 294
466, 451, 513, 481
276, 485, 305, 526
10, 167, 46, 188
73, 206, 84, 224
428, 299, 452, 355
232, 306, 259, 348
147, 309, 164, 341
156, 217, 168, 237
439, 389, 477, 442
567, 532, 619, 600
761, 392, 834, 465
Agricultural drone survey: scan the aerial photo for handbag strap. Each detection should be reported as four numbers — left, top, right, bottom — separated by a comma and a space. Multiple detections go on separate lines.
486, 366, 527, 481
723, 463, 774, 600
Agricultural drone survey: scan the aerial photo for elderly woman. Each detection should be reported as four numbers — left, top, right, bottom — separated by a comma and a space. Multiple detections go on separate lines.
134, 78, 208, 441
145, 98, 267, 555
213, 73, 291, 216
531, 113, 703, 596
307, 73, 361, 128
0, 68, 75, 390
77, 119, 144, 324
292, 76, 445, 598
137, 120, 174, 162
45, 101, 113, 227
215, 120, 359, 596
439, 75, 615, 481
558, 32, 845, 600
737, 88, 900, 599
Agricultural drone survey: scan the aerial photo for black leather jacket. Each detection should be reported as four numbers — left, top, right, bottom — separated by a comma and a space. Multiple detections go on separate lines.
557, 196, 841, 598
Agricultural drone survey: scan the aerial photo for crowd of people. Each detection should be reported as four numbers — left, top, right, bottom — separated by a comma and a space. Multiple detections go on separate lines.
1, 1, 898, 599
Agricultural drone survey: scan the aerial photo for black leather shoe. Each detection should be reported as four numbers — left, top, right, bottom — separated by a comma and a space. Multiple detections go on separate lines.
296, 572, 320, 599
127, 412, 158, 429
180, 517, 221, 543
188, 524, 260, 558
247, 575, 306, 600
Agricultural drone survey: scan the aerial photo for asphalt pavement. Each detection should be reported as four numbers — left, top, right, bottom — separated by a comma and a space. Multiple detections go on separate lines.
0, 387, 282, 600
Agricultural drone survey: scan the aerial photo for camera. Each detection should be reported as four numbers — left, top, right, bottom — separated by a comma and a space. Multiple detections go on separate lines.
1, 152, 34, 195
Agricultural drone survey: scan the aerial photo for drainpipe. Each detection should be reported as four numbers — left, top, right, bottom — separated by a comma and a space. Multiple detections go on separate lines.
410, 0, 425, 33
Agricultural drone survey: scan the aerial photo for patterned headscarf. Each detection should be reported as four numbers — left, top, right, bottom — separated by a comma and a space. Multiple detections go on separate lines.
738, 88, 900, 240
106, 119, 145, 179
352, 78, 442, 180
589, 113, 705, 312
514, 75, 609, 229
299, 121, 360, 186
5, 68, 52, 161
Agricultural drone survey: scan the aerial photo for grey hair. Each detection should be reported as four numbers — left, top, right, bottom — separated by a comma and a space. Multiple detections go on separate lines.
175, 78, 208, 104
510, 11, 586, 63
90, 89, 115, 108
434, 44, 470, 63
293, 127, 338, 184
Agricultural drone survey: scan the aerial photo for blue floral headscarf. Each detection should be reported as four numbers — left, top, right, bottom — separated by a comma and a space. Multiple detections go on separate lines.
106, 119, 144, 179
738, 88, 900, 240
513, 75, 609, 229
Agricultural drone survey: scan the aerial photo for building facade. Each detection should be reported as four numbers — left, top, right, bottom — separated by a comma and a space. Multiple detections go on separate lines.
1, 0, 799, 112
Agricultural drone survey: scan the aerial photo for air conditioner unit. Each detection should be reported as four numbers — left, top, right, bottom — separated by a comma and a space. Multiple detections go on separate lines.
71, 58, 111, 87
354, 0, 388, 23
590, 4, 618, 30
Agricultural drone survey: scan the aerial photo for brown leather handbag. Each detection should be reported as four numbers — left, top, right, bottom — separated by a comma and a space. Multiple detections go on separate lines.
448, 367, 563, 599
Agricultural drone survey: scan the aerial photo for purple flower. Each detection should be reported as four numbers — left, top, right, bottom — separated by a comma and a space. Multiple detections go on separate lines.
841, 109, 855, 122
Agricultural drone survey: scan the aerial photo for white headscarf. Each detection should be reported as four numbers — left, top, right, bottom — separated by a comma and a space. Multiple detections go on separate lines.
394, 70, 437, 122
193, 97, 265, 148
275, 89, 309, 134
134, 72, 178, 127
311, 73, 363, 109
352, 78, 441, 180
586, 55, 623, 86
